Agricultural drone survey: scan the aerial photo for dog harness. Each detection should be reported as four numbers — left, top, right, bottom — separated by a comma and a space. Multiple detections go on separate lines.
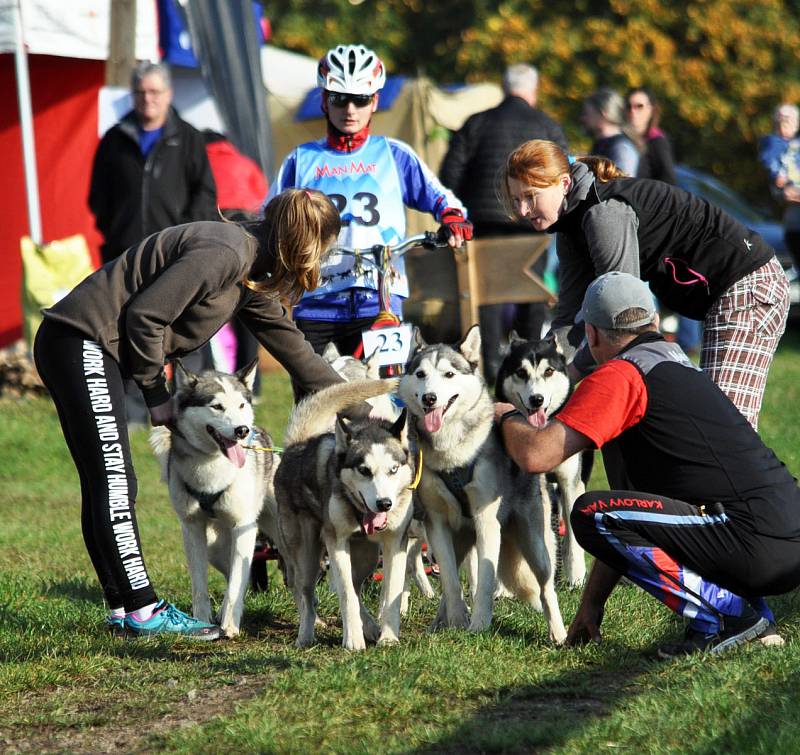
437, 460, 477, 518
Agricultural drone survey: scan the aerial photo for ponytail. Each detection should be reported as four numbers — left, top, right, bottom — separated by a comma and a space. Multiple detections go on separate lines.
244, 189, 341, 303
574, 156, 627, 182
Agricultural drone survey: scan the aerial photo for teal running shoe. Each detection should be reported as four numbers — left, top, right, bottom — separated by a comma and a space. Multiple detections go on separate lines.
105, 614, 126, 638
124, 600, 220, 641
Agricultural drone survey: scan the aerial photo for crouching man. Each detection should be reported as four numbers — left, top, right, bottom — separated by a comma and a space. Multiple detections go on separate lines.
495, 271, 800, 657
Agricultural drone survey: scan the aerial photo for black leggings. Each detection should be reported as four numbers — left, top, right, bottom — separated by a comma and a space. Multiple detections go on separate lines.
571, 489, 800, 632
34, 319, 158, 612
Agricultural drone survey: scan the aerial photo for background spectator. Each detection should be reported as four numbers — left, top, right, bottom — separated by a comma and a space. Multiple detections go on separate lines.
759, 103, 800, 271
626, 87, 698, 355
88, 61, 218, 425
581, 88, 640, 176
440, 63, 568, 382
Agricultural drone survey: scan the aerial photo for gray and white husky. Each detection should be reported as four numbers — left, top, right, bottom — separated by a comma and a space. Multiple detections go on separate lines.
274, 378, 418, 650
322, 341, 436, 611
398, 326, 566, 643
495, 332, 589, 587
150, 360, 278, 638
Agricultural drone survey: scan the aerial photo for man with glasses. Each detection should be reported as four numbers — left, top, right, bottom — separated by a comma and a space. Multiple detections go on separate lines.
265, 44, 472, 356
89, 61, 217, 264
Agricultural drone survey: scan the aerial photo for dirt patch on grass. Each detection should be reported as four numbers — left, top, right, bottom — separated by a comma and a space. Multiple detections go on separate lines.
0, 674, 265, 754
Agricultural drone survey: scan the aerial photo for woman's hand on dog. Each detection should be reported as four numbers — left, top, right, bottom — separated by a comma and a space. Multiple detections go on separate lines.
149, 399, 174, 427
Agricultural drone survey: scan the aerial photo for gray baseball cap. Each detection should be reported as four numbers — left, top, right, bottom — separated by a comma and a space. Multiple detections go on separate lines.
576, 271, 656, 329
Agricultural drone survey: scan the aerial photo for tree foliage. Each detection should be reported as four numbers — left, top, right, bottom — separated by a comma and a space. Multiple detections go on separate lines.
267, 0, 800, 205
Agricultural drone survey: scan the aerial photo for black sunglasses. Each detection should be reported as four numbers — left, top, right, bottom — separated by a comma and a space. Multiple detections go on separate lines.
327, 92, 374, 108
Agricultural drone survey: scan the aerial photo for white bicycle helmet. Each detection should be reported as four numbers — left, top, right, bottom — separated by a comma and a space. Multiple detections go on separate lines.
317, 44, 386, 95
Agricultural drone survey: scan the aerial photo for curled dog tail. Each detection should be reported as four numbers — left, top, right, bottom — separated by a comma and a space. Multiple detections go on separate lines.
148, 426, 172, 481
283, 378, 397, 447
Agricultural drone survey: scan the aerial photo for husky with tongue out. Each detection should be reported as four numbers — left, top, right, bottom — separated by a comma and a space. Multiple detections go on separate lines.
398, 325, 566, 644
149, 360, 279, 639
495, 332, 590, 588
274, 377, 416, 651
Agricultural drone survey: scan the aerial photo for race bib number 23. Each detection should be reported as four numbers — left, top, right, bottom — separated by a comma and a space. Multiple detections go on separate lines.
361, 324, 413, 367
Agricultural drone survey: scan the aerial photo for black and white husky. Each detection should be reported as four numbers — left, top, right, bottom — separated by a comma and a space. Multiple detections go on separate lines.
274, 378, 418, 650
398, 326, 566, 643
322, 341, 436, 611
150, 360, 278, 638
495, 332, 590, 587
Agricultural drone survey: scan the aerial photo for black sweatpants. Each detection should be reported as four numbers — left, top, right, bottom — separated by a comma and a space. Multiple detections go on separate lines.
571, 490, 800, 633
34, 319, 159, 612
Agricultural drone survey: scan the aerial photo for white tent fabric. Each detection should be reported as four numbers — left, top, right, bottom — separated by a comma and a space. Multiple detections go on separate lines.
0, 0, 158, 60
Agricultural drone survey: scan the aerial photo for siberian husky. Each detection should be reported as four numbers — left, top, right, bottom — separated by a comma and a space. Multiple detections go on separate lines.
274, 378, 418, 650
398, 326, 566, 643
495, 332, 590, 587
322, 341, 436, 611
149, 360, 278, 638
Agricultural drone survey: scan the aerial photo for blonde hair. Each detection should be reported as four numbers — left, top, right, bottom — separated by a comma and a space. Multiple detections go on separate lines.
244, 189, 340, 303
501, 139, 627, 218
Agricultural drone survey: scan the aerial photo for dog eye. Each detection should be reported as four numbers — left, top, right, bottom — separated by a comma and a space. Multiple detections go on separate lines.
415, 370, 426, 378
239, 403, 245, 409
357, 465, 372, 477
515, 369, 527, 379
444, 371, 455, 378
389, 465, 399, 475
211, 403, 223, 411
544, 367, 554, 377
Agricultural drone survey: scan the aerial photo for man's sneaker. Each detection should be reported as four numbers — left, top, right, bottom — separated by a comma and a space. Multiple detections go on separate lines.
758, 622, 785, 647
658, 613, 769, 659
124, 600, 220, 641
106, 615, 127, 638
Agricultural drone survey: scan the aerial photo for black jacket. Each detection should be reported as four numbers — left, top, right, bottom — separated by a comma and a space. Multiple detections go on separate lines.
550, 169, 774, 319
439, 96, 568, 234
88, 107, 217, 263
605, 333, 800, 540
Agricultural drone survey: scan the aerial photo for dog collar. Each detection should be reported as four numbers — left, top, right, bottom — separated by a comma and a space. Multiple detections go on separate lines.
407, 448, 423, 490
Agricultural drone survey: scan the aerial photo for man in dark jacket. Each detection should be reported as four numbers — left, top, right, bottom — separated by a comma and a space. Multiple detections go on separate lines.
440, 64, 568, 380
88, 61, 218, 425
88, 61, 217, 264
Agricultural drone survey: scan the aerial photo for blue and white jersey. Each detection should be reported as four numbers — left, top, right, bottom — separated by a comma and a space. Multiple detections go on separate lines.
266, 135, 464, 317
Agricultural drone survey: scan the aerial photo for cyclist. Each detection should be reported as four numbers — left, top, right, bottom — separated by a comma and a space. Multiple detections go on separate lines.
265, 43, 473, 356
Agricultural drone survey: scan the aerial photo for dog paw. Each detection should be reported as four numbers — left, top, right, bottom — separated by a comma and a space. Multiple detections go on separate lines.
295, 634, 315, 648
377, 632, 399, 647
468, 613, 492, 633
362, 617, 381, 643
447, 603, 470, 629
343, 634, 367, 651
550, 627, 568, 646
220, 625, 240, 640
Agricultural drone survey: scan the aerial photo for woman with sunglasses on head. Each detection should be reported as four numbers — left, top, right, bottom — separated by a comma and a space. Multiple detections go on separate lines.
34, 189, 355, 641
502, 139, 789, 432
264, 44, 472, 358
625, 87, 677, 185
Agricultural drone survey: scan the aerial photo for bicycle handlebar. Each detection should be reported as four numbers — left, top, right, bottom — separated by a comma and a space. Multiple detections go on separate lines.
333, 230, 446, 259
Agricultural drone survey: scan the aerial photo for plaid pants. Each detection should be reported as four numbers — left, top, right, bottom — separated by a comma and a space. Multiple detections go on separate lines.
701, 256, 789, 430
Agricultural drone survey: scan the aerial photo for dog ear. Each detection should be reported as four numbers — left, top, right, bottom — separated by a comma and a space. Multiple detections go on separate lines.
543, 330, 564, 355
508, 329, 525, 346
335, 414, 352, 447
458, 324, 482, 366
172, 359, 197, 390
390, 408, 408, 443
322, 341, 340, 362
364, 348, 382, 379
236, 358, 259, 392
411, 326, 427, 352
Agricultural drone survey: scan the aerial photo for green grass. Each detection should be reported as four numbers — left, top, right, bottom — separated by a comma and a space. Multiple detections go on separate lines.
2, 333, 800, 753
